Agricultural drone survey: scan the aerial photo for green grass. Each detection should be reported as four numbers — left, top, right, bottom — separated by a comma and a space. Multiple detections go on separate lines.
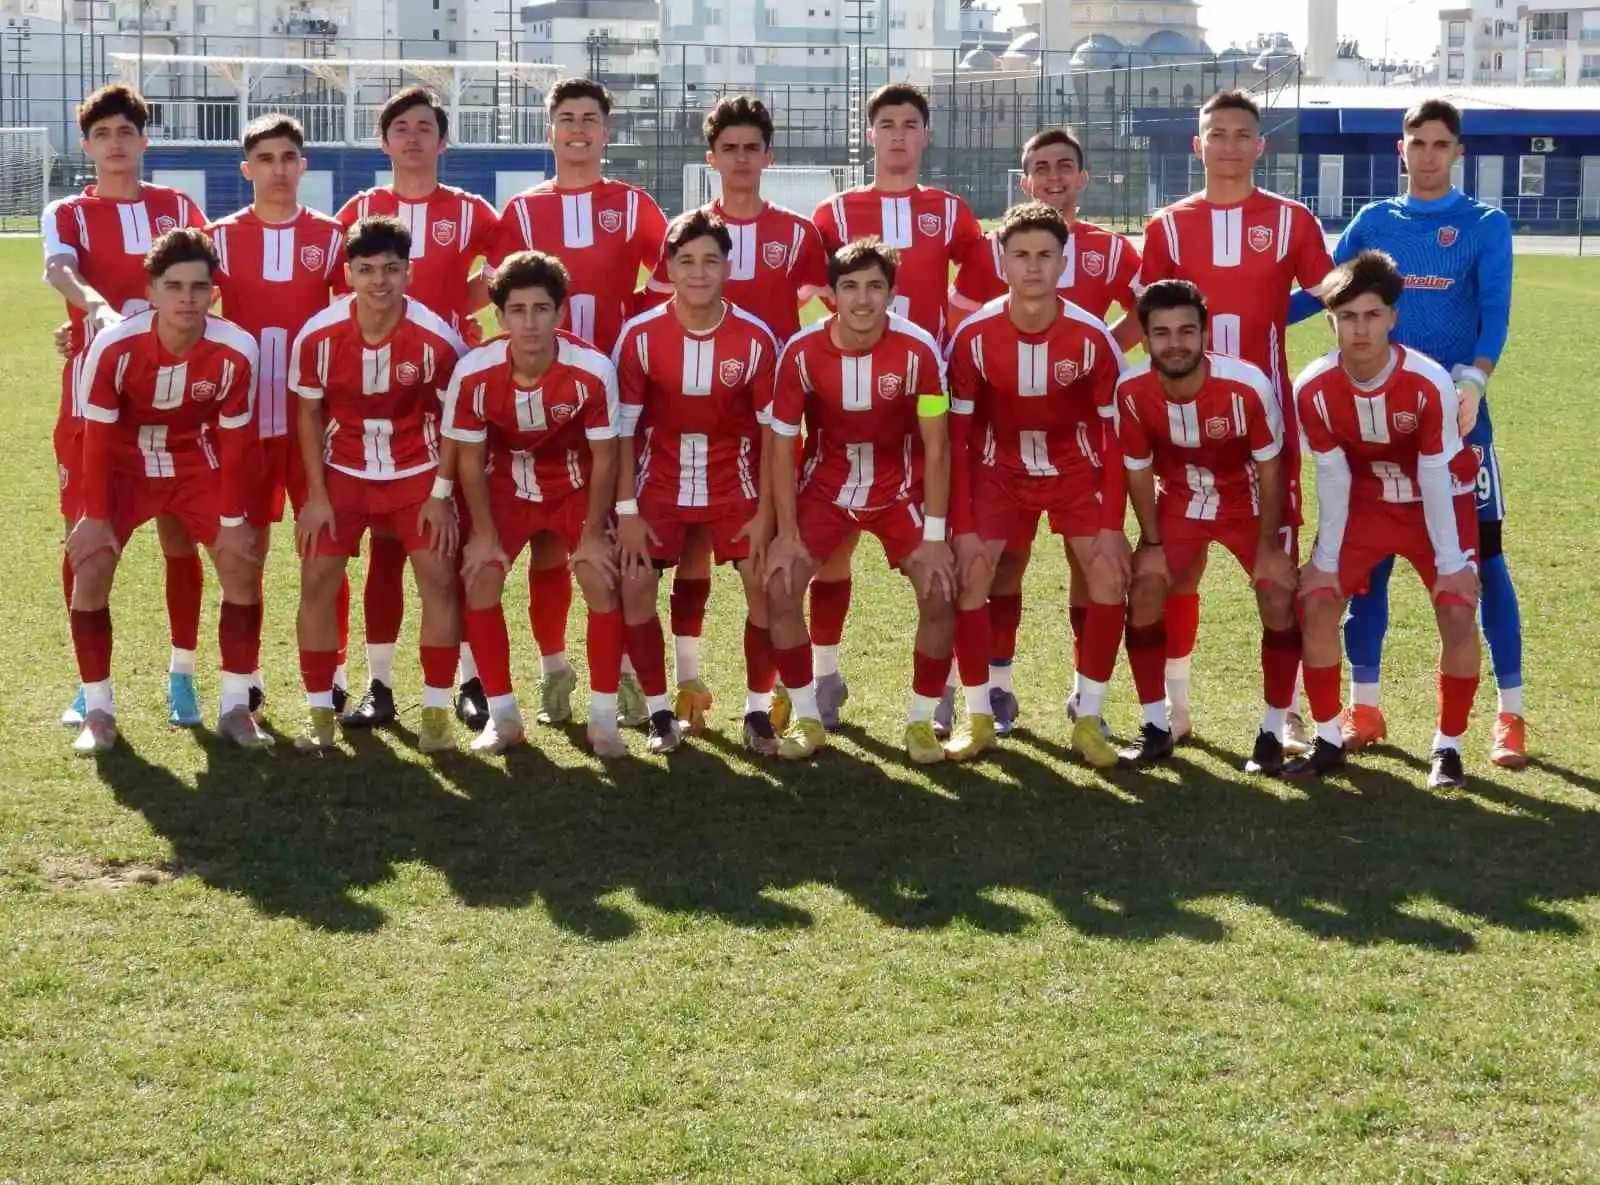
1, 236, 1597, 1183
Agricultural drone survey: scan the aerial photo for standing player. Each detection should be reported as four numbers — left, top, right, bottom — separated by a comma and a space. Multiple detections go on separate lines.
490, 77, 670, 729
1134, 88, 1335, 747
1288, 250, 1481, 789
440, 251, 629, 756
946, 128, 1143, 737
764, 238, 957, 763
1286, 99, 1523, 767
335, 86, 499, 729
1116, 280, 1300, 773
44, 83, 211, 729
942, 203, 1130, 767
639, 96, 826, 735
289, 215, 468, 753
208, 113, 347, 712
615, 210, 781, 755
64, 228, 267, 752
796, 82, 987, 730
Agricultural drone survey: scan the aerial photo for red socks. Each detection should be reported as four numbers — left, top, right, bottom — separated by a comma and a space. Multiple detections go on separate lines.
336, 572, 350, 667
300, 648, 338, 695
775, 642, 813, 691
70, 607, 112, 684
1069, 603, 1087, 670
912, 648, 950, 699
988, 593, 1022, 662
624, 616, 668, 697
1165, 592, 1201, 662
165, 554, 203, 651
1261, 626, 1302, 711
419, 644, 457, 691
669, 577, 712, 639
218, 600, 262, 677
954, 606, 991, 688
1302, 662, 1343, 726
463, 604, 513, 697
587, 608, 624, 694
1077, 602, 1123, 684
744, 619, 777, 694
529, 565, 573, 656
364, 535, 407, 645
1438, 672, 1478, 739
808, 578, 852, 647
1125, 617, 1167, 705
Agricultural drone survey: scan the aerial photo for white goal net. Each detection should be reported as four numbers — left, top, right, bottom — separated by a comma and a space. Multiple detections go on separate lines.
681, 164, 863, 217
0, 128, 53, 233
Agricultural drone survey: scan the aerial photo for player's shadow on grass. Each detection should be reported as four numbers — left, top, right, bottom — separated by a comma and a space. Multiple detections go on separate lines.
92, 713, 1600, 951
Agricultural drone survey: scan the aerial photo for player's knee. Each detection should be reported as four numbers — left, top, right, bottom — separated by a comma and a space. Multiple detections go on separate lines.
214, 555, 259, 605
1437, 601, 1479, 645
70, 552, 116, 608
992, 546, 1029, 594
465, 566, 505, 611
1128, 576, 1166, 625
572, 564, 614, 612
154, 515, 198, 557
1084, 565, 1124, 606
1300, 592, 1343, 636
620, 570, 659, 619
1256, 585, 1296, 632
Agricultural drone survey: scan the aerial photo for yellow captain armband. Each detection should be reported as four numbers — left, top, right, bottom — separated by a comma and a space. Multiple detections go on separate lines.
916, 392, 949, 418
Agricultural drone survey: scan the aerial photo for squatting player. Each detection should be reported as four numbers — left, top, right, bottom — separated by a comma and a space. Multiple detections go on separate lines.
1287, 98, 1524, 767
290, 215, 468, 753
65, 228, 267, 752
1289, 250, 1482, 789
44, 82, 210, 729
764, 238, 958, 764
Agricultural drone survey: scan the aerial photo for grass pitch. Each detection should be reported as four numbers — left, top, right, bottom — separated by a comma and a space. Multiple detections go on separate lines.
0, 237, 1597, 1183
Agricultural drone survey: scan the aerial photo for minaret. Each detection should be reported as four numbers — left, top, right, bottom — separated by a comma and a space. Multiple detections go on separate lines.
1305, 0, 1339, 80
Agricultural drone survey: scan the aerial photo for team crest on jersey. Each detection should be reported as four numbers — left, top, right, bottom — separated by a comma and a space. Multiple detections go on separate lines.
1438, 226, 1459, 247
396, 362, 421, 386
1471, 444, 1485, 464
878, 373, 904, 399
300, 244, 326, 271
432, 220, 456, 247
1053, 359, 1079, 386
58, 464, 68, 491
598, 209, 623, 234
719, 358, 746, 387
1081, 251, 1106, 277
763, 241, 789, 269
155, 214, 177, 235
190, 380, 218, 403
1247, 225, 1273, 253
548, 402, 575, 424
1393, 411, 1419, 434
1205, 415, 1231, 440
917, 212, 942, 237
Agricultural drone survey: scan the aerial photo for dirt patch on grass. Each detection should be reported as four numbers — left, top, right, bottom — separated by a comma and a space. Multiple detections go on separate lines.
38, 854, 182, 892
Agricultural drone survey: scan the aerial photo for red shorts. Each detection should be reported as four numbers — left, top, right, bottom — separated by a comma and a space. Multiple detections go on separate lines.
485, 488, 589, 555
249, 435, 307, 525
106, 469, 221, 548
798, 493, 924, 568
305, 468, 438, 558
973, 465, 1105, 545
644, 494, 755, 567
1338, 496, 1480, 597
55, 357, 86, 521
1161, 516, 1299, 581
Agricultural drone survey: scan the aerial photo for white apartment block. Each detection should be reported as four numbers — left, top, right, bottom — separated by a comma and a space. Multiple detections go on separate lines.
1439, 0, 1600, 84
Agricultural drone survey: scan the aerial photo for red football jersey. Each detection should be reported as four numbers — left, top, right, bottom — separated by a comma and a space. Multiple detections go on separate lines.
334, 184, 498, 328
1138, 189, 1334, 402
43, 184, 207, 426
645, 201, 828, 344
946, 296, 1125, 525
1117, 353, 1284, 524
289, 295, 467, 480
811, 186, 985, 342
440, 334, 618, 504
208, 205, 345, 440
492, 179, 669, 355
77, 309, 257, 519
953, 219, 1141, 318
770, 314, 945, 511
615, 300, 778, 515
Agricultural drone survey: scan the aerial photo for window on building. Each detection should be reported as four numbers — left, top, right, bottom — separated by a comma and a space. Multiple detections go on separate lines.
737, 45, 753, 65
1519, 154, 1546, 196
431, 27, 439, 38
765, 46, 779, 65
1527, 12, 1568, 42
1583, 52, 1600, 79
1583, 9, 1600, 40
705, 5, 720, 24
195, 3, 213, 22
706, 45, 722, 64
763, 5, 778, 23
1447, 52, 1464, 80
1447, 20, 1465, 48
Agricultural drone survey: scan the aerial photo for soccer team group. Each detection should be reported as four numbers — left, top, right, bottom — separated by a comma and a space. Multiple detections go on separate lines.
43, 75, 1531, 787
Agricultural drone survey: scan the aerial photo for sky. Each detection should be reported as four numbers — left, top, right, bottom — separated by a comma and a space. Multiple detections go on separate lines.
991, 2, 1440, 62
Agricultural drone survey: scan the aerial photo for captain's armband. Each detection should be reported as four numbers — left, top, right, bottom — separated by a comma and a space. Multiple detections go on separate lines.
916, 392, 949, 418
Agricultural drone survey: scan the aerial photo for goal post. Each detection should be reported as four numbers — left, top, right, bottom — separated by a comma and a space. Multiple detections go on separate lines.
681, 164, 863, 217
0, 128, 53, 233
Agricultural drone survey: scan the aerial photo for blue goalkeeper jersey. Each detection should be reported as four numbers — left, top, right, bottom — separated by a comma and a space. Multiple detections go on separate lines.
1287, 188, 1513, 371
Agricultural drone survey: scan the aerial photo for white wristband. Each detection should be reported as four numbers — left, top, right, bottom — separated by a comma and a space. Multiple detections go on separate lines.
219, 514, 246, 529
615, 499, 640, 517
431, 476, 454, 499
1452, 364, 1488, 396
922, 515, 947, 542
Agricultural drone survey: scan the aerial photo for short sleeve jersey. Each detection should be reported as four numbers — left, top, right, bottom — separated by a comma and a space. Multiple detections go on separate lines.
289, 295, 467, 480
440, 334, 618, 504
208, 205, 345, 439
1294, 345, 1477, 505
946, 296, 1125, 486
491, 179, 670, 355
770, 314, 946, 511
614, 300, 779, 515
811, 186, 985, 343
43, 184, 207, 362
335, 184, 498, 328
954, 219, 1141, 318
1116, 353, 1284, 523
78, 309, 257, 480
647, 201, 828, 344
